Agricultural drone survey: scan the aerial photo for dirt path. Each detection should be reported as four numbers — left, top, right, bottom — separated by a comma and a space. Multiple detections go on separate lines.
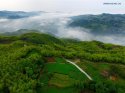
66, 59, 93, 80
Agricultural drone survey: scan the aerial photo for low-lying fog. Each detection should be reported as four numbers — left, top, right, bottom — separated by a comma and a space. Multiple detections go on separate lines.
0, 12, 125, 45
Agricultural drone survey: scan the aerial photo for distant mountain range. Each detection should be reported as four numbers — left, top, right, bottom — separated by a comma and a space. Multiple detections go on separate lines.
1, 29, 40, 36
69, 13, 125, 35
0, 11, 43, 19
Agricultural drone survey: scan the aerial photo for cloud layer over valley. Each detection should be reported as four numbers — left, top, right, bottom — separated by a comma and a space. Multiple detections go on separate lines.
0, 12, 125, 45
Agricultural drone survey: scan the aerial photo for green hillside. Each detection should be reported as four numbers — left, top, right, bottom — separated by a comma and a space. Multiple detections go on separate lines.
0, 32, 125, 93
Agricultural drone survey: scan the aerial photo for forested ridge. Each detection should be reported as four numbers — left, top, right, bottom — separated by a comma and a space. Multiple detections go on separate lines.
0, 32, 125, 93
70, 14, 125, 34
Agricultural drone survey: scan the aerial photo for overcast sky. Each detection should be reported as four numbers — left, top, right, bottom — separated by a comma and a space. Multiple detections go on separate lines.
0, 0, 125, 14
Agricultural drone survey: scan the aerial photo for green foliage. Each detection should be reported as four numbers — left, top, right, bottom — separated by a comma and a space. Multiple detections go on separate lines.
0, 42, 45, 93
0, 35, 18, 44
109, 65, 125, 79
20, 32, 64, 45
0, 32, 125, 93
80, 80, 125, 93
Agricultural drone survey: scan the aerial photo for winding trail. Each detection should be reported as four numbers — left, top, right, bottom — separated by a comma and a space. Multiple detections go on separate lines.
66, 59, 93, 81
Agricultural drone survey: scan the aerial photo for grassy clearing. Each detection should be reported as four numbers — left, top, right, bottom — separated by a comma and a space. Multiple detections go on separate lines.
44, 58, 88, 80
49, 73, 77, 87
39, 58, 88, 93
77, 61, 108, 80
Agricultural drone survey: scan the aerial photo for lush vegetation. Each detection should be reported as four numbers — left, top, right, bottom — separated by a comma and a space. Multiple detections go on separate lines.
0, 32, 125, 93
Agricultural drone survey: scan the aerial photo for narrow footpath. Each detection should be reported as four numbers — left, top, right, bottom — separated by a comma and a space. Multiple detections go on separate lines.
66, 59, 93, 80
